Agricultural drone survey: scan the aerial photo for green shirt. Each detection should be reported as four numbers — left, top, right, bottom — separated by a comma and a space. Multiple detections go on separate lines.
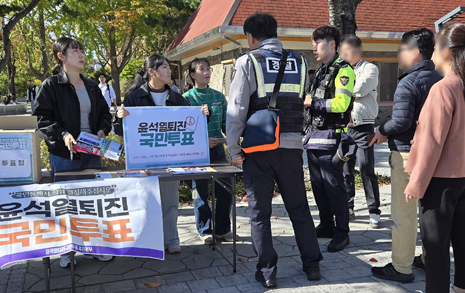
183, 87, 227, 138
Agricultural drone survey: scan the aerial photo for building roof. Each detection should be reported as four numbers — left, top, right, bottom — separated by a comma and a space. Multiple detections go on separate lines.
166, 0, 237, 51
167, 0, 465, 53
229, 0, 465, 33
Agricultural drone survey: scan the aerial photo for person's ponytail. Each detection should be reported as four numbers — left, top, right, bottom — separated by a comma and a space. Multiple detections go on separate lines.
52, 64, 62, 75
125, 54, 170, 97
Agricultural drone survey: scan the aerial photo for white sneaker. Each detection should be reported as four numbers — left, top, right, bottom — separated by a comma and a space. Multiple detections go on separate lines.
200, 234, 213, 244
60, 254, 77, 268
167, 245, 181, 254
369, 214, 381, 229
83, 254, 113, 262
215, 231, 239, 242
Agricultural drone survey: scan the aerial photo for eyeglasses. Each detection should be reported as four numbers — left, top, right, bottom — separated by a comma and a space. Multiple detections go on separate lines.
198, 67, 213, 73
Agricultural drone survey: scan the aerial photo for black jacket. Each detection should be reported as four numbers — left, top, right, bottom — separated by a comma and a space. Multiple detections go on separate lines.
113, 83, 189, 136
32, 71, 112, 159
378, 60, 443, 152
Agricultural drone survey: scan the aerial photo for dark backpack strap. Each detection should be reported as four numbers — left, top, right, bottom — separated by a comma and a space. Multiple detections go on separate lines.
269, 49, 288, 110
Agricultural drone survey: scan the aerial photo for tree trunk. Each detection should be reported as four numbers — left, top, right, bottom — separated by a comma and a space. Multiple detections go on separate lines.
110, 67, 122, 104
328, 0, 358, 36
0, 0, 41, 72
7, 53, 16, 96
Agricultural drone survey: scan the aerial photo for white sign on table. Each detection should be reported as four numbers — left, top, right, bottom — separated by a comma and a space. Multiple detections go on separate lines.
123, 107, 210, 170
0, 176, 164, 268
0, 133, 33, 183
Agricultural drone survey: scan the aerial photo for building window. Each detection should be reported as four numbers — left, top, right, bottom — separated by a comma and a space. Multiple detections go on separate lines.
372, 62, 401, 105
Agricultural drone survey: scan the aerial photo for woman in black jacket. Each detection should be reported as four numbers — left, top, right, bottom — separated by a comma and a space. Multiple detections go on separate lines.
115, 54, 209, 255
32, 37, 112, 267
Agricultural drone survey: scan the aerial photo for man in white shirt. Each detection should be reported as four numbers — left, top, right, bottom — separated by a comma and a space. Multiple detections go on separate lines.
98, 74, 116, 110
339, 35, 381, 228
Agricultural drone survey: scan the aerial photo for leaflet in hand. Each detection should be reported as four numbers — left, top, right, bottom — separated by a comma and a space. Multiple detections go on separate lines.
73, 132, 124, 161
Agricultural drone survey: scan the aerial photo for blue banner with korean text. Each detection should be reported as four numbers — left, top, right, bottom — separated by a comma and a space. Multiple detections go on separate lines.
122, 107, 210, 170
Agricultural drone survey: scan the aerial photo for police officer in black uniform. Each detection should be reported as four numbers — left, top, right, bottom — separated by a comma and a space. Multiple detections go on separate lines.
226, 13, 322, 289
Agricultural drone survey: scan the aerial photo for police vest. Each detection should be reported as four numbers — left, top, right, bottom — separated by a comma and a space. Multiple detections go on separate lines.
309, 58, 354, 130
248, 49, 306, 133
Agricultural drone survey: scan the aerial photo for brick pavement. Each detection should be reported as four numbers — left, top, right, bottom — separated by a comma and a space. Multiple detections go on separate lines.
2, 183, 453, 293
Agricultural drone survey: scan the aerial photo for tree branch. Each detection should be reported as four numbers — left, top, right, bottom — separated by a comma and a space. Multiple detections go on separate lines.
0, 0, 42, 72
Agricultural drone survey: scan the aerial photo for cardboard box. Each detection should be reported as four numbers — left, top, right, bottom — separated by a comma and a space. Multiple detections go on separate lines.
0, 116, 42, 184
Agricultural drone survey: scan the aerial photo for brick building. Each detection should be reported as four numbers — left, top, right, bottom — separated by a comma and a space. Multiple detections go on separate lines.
165, 0, 465, 123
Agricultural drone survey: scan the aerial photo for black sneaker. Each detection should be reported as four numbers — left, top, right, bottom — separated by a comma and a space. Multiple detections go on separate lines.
413, 255, 425, 272
327, 235, 350, 252
255, 273, 277, 288
371, 263, 415, 283
315, 224, 334, 238
303, 266, 321, 281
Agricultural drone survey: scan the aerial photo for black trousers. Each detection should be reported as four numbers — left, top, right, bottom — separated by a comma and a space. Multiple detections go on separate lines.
343, 124, 381, 214
244, 148, 322, 281
307, 149, 350, 238
420, 177, 465, 293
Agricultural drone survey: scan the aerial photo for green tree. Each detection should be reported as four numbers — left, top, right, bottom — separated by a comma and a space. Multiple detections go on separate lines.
0, 0, 41, 73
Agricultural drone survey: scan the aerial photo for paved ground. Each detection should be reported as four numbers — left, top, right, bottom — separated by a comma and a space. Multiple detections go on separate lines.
2, 183, 452, 293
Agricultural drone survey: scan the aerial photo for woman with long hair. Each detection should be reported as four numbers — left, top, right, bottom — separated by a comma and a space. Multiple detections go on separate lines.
114, 54, 209, 254
32, 37, 113, 268
404, 22, 465, 293
183, 58, 236, 244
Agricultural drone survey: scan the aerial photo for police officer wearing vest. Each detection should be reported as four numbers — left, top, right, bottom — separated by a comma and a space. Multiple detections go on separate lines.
304, 26, 355, 252
226, 13, 322, 289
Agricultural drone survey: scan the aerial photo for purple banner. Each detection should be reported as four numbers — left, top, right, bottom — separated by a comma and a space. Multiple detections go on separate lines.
0, 244, 164, 269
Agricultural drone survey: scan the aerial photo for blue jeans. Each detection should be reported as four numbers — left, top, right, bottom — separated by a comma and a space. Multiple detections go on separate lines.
49, 153, 103, 173
193, 144, 232, 235
160, 181, 180, 248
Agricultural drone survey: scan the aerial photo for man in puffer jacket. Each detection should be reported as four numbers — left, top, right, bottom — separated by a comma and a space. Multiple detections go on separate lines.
370, 28, 443, 284
339, 35, 381, 228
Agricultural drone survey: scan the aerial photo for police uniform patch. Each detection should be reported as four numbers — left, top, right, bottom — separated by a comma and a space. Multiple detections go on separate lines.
340, 76, 350, 86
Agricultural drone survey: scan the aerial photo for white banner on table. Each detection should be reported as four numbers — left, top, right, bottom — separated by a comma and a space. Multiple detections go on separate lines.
123, 107, 210, 170
0, 176, 163, 269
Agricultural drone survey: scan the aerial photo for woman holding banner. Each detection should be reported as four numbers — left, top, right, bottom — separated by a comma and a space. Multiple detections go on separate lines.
114, 54, 209, 254
32, 37, 113, 268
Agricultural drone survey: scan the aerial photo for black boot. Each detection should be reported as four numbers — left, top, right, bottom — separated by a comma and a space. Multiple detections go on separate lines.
315, 224, 334, 238
327, 235, 350, 252
303, 266, 321, 281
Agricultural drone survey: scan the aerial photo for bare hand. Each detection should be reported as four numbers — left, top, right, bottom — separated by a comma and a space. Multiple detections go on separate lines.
405, 192, 420, 203
201, 104, 210, 116
97, 130, 106, 139
369, 129, 388, 147
232, 155, 245, 165
304, 95, 312, 107
64, 133, 77, 153
117, 104, 130, 118
209, 138, 218, 148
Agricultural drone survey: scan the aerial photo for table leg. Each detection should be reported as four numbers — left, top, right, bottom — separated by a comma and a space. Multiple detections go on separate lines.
232, 175, 237, 273
211, 177, 216, 250
42, 257, 50, 293
70, 252, 76, 293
